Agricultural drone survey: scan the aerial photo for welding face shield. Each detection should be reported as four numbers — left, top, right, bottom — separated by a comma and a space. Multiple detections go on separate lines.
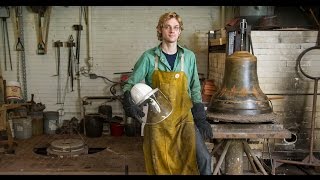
131, 83, 172, 124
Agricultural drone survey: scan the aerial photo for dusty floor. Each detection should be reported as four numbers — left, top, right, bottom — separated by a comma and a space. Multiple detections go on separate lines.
0, 132, 320, 175
0, 133, 146, 175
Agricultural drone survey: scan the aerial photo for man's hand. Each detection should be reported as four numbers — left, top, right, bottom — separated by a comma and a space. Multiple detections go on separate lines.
191, 103, 213, 140
122, 91, 145, 121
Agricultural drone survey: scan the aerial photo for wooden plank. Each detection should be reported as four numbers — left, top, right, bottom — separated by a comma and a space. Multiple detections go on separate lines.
209, 37, 227, 46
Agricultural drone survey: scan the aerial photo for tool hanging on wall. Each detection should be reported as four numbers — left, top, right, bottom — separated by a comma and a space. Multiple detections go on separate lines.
73, 24, 83, 77
0, 6, 12, 71
66, 35, 75, 92
53, 40, 63, 104
30, 6, 50, 55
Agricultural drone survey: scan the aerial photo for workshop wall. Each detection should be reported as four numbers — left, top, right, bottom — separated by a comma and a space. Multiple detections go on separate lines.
0, 6, 218, 123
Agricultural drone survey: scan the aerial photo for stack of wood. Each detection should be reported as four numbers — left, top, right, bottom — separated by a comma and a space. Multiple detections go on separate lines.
201, 79, 217, 104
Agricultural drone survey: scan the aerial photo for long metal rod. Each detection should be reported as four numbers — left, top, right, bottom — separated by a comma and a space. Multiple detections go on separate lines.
243, 142, 259, 173
243, 141, 268, 175
213, 140, 231, 175
210, 139, 225, 156
2, 19, 7, 71
309, 79, 318, 162
4, 19, 12, 71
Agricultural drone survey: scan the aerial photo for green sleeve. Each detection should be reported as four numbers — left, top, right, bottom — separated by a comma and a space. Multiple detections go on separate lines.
188, 52, 202, 104
122, 52, 150, 92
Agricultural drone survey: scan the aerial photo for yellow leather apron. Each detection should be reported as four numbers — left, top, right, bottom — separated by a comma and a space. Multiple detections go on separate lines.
143, 54, 199, 175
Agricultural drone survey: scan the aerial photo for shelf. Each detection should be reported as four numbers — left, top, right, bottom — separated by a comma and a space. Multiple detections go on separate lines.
209, 37, 227, 46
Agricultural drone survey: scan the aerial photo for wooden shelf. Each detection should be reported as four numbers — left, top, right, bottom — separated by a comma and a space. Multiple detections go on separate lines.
209, 37, 227, 46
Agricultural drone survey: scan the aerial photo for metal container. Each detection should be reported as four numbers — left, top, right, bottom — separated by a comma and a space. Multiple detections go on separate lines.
30, 111, 43, 136
12, 116, 32, 139
43, 111, 59, 135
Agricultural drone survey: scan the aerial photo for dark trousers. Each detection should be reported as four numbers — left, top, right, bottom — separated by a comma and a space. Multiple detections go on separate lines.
195, 126, 212, 175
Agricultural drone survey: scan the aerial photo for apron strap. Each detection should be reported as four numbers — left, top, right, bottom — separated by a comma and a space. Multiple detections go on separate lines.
180, 54, 184, 72
154, 55, 159, 70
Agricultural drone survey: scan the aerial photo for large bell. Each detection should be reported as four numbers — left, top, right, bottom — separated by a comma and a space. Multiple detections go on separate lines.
208, 51, 273, 120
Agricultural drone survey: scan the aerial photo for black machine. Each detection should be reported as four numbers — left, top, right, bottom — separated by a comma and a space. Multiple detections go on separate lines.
225, 18, 254, 55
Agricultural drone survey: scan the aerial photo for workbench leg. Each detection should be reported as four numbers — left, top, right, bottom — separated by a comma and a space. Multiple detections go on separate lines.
213, 140, 231, 175
6, 118, 14, 153
243, 141, 259, 174
243, 140, 268, 175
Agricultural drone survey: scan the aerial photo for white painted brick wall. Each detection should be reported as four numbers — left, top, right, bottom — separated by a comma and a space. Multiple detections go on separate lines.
0, 6, 219, 124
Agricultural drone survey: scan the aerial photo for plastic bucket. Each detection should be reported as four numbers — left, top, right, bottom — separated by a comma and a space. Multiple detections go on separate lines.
110, 122, 124, 137
12, 116, 32, 139
6, 81, 22, 101
30, 111, 43, 136
85, 113, 103, 137
43, 111, 59, 135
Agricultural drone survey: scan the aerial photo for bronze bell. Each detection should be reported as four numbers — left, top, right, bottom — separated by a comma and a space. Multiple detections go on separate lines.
208, 51, 272, 117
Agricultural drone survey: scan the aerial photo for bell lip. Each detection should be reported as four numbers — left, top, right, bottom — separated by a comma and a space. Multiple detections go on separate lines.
136, 88, 159, 106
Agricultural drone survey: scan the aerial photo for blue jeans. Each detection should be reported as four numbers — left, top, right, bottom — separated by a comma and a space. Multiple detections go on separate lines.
195, 126, 212, 175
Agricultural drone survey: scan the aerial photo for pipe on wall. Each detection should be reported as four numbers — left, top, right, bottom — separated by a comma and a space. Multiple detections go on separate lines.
220, 6, 225, 28
86, 6, 93, 72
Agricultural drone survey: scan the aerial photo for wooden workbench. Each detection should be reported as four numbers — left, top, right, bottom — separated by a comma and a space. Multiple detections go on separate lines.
0, 103, 30, 153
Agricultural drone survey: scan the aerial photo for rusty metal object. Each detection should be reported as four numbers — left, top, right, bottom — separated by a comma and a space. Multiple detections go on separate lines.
47, 138, 88, 157
208, 51, 273, 122
207, 111, 278, 123
210, 123, 291, 139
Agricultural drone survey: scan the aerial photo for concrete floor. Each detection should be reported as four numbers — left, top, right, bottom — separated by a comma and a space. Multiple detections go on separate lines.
0, 132, 319, 175
0, 133, 146, 175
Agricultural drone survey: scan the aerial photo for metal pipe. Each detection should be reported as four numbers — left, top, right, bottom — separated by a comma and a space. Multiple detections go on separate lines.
220, 6, 225, 28
213, 140, 231, 175
86, 6, 93, 72
243, 142, 259, 173
309, 78, 318, 163
82, 96, 115, 101
243, 141, 268, 175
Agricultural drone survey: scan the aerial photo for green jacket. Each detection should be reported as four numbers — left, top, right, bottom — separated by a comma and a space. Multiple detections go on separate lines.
123, 44, 202, 103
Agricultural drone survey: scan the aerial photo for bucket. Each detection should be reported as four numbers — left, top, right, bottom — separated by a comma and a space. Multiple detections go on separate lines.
6, 81, 22, 101
43, 111, 59, 135
110, 122, 124, 137
30, 111, 43, 136
12, 116, 32, 139
85, 113, 103, 137
98, 105, 112, 121
124, 117, 136, 137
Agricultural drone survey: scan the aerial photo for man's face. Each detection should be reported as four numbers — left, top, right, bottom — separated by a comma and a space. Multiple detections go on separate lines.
160, 18, 181, 43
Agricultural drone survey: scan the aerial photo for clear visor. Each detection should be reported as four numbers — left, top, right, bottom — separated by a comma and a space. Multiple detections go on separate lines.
139, 88, 172, 124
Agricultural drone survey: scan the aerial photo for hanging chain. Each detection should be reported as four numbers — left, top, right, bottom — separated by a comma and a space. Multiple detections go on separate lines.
17, 6, 27, 101
17, 52, 20, 82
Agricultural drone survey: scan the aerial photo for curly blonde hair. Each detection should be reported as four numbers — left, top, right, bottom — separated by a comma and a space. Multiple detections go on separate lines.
156, 12, 184, 41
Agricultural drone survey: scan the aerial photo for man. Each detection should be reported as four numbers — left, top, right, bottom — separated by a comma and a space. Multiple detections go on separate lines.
122, 12, 213, 175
